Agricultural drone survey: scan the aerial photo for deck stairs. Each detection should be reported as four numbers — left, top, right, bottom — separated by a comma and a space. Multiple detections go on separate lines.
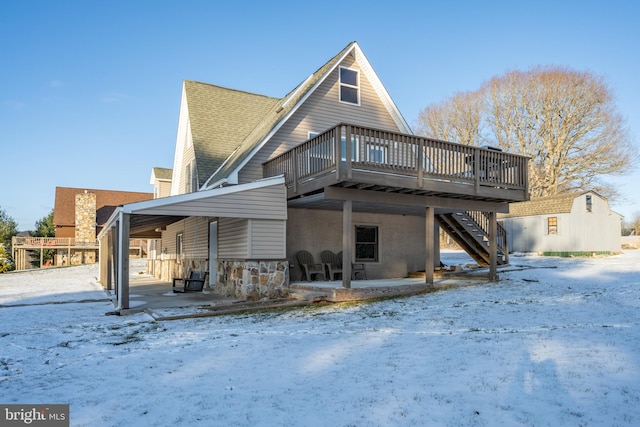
436, 211, 508, 267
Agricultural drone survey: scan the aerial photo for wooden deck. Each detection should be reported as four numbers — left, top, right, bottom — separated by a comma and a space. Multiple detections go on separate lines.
263, 123, 529, 204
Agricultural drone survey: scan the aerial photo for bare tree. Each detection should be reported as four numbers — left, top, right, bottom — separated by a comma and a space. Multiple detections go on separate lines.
416, 66, 638, 200
415, 91, 483, 146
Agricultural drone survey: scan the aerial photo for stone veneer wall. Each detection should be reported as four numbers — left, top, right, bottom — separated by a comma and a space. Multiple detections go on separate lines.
147, 257, 208, 284
75, 192, 97, 242
213, 260, 289, 300
146, 257, 289, 301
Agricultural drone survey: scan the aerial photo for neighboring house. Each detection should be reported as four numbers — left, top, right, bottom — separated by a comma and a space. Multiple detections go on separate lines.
498, 191, 622, 255
99, 41, 530, 310
150, 167, 173, 199
53, 187, 154, 239
13, 187, 154, 270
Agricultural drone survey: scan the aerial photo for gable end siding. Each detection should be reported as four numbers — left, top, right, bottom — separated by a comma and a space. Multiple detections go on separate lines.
238, 55, 402, 183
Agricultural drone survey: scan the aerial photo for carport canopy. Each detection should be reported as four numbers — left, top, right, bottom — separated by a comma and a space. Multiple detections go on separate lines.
98, 176, 287, 311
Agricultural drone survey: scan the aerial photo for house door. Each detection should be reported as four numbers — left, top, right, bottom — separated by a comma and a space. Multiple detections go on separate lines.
209, 221, 218, 275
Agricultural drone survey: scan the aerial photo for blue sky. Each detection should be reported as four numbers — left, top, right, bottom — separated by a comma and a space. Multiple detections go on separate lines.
1, 0, 639, 230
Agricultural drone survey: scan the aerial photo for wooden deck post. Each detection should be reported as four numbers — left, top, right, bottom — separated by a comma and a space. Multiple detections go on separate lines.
335, 126, 342, 180
292, 149, 298, 195
344, 125, 352, 180
342, 200, 352, 289
425, 206, 434, 286
489, 211, 498, 282
417, 137, 424, 188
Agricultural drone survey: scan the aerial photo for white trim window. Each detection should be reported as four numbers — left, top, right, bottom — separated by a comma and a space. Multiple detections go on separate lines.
339, 66, 360, 105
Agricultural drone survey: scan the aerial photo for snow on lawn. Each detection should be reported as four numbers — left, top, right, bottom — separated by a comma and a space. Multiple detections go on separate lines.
1, 252, 639, 426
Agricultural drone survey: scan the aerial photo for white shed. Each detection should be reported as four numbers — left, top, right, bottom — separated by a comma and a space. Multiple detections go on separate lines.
499, 191, 623, 255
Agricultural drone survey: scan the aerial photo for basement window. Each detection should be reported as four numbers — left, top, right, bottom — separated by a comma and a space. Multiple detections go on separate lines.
355, 225, 378, 262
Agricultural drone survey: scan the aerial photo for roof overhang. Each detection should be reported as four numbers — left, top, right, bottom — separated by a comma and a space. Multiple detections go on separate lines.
99, 176, 286, 239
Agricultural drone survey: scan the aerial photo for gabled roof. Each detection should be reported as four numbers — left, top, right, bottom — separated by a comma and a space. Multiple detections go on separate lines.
499, 191, 607, 218
150, 167, 173, 182
184, 81, 280, 187
184, 41, 411, 189
53, 187, 154, 228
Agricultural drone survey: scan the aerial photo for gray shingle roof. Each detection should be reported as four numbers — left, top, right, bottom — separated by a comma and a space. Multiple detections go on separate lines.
499, 191, 601, 218
152, 167, 173, 181
183, 81, 280, 187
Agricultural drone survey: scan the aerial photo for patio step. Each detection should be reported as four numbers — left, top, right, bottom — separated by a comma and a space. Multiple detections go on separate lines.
288, 288, 329, 303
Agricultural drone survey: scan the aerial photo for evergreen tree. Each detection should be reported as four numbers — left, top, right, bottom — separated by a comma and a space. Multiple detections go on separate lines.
0, 207, 18, 272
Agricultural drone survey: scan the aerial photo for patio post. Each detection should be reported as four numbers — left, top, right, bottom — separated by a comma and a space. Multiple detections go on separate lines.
342, 199, 352, 288
489, 211, 498, 282
425, 206, 434, 286
116, 212, 130, 310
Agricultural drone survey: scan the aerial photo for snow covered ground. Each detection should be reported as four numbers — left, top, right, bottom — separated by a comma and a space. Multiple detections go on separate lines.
1, 251, 639, 427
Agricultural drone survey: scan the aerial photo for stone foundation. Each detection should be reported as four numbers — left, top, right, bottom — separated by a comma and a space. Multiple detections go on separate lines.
214, 259, 289, 300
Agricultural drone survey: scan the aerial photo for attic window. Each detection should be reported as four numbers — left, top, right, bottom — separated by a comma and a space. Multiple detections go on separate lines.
586, 195, 593, 212
339, 67, 360, 105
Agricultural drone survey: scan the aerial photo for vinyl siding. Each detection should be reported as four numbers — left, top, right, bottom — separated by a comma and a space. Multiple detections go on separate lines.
132, 183, 287, 220
238, 55, 402, 183
502, 193, 622, 253
219, 218, 249, 258
162, 217, 209, 259
249, 219, 286, 258
157, 181, 172, 199
218, 218, 286, 259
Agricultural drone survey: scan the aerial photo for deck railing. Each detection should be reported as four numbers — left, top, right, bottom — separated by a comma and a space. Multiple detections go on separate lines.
12, 237, 146, 248
263, 123, 529, 195
466, 211, 509, 259
12, 237, 99, 248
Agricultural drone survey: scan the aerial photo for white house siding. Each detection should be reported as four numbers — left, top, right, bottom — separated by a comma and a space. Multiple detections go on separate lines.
238, 55, 402, 184
287, 208, 426, 281
502, 193, 622, 254
170, 89, 190, 196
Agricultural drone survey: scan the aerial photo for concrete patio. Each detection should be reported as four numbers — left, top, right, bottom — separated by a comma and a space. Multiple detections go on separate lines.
107, 266, 493, 320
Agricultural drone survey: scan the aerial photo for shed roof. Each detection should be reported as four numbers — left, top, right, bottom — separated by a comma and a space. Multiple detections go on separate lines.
499, 191, 604, 218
